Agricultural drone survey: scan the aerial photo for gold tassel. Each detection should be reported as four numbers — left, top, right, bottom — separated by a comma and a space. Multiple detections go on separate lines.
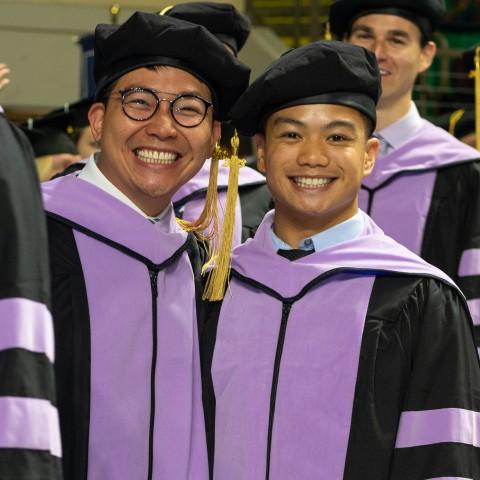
448, 109, 465, 136
475, 47, 480, 150
323, 21, 332, 41
177, 142, 225, 242
159, 5, 174, 15
469, 46, 480, 150
202, 130, 245, 301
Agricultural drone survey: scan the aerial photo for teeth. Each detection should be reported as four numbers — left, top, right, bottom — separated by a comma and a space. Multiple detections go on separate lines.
136, 149, 178, 164
293, 177, 333, 188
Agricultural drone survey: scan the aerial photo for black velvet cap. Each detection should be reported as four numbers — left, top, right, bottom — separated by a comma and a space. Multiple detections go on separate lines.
229, 40, 381, 136
329, 0, 446, 41
162, 2, 251, 56
35, 98, 92, 132
19, 98, 94, 156
436, 110, 475, 140
20, 126, 78, 157
93, 11, 250, 121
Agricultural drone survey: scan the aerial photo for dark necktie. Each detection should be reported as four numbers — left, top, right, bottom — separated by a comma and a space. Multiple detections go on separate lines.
277, 248, 314, 261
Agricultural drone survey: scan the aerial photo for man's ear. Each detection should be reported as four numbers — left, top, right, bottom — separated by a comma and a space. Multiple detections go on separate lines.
211, 120, 222, 151
255, 133, 267, 174
88, 103, 106, 143
363, 137, 379, 177
418, 41, 437, 74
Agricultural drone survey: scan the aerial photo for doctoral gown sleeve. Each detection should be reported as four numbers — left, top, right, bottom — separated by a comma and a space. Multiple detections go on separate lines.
0, 114, 63, 479
456, 161, 480, 339
389, 278, 480, 479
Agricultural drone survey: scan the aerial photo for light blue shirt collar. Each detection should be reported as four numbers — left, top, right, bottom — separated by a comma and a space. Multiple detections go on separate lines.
271, 211, 364, 252
376, 102, 423, 156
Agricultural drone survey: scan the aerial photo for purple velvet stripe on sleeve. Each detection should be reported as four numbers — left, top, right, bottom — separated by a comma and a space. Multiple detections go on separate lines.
0, 298, 54, 363
467, 299, 480, 326
459, 250, 480, 277
395, 408, 480, 449
0, 397, 62, 457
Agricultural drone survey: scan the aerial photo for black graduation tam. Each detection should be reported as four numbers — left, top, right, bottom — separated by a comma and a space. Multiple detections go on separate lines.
94, 11, 250, 120
329, 0, 446, 41
436, 109, 475, 140
36, 98, 92, 133
162, 2, 251, 56
19, 97, 94, 156
229, 40, 381, 136
20, 126, 77, 157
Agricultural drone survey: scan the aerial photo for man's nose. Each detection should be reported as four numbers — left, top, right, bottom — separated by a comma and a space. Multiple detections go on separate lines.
297, 139, 329, 167
144, 101, 177, 138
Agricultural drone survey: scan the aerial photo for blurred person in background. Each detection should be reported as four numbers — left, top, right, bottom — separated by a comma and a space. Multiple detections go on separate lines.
330, 0, 480, 341
0, 63, 63, 480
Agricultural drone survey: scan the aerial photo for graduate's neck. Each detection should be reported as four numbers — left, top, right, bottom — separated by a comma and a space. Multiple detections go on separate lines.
376, 93, 412, 131
273, 207, 358, 249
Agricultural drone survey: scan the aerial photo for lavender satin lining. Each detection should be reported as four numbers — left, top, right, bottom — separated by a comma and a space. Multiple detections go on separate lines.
0, 397, 62, 457
467, 299, 480, 326
459, 249, 480, 277
0, 298, 54, 362
396, 408, 480, 449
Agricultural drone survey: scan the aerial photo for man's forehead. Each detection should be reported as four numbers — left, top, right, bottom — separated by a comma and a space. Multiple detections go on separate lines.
116, 65, 213, 99
268, 104, 365, 127
351, 13, 421, 36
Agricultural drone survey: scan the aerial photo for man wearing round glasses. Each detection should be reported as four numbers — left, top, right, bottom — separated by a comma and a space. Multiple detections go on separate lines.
42, 12, 249, 480
117, 87, 213, 127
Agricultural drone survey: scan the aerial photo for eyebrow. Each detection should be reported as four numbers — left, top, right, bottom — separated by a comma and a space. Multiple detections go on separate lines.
351, 24, 411, 40
272, 116, 306, 128
121, 85, 211, 100
325, 119, 357, 131
272, 116, 359, 133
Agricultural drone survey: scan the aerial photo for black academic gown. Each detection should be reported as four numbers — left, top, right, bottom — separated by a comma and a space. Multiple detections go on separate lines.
0, 114, 62, 479
42, 173, 209, 480
202, 211, 480, 480
359, 118, 480, 340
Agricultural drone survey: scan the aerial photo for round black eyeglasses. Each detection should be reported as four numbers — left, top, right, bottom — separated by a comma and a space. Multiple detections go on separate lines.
116, 87, 213, 128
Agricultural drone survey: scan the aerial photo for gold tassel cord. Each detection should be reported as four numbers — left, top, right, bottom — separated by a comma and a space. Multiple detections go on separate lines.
469, 47, 480, 150
323, 21, 332, 41
475, 47, 480, 151
203, 130, 245, 301
159, 5, 174, 15
448, 109, 465, 137
176, 142, 224, 242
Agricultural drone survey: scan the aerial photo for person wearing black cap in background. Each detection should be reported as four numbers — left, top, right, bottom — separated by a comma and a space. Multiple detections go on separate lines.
436, 109, 477, 148
201, 41, 480, 479
22, 98, 97, 181
329, 0, 480, 342
42, 98, 98, 159
164, 2, 272, 244
434, 43, 479, 150
0, 89, 63, 480
41, 11, 249, 480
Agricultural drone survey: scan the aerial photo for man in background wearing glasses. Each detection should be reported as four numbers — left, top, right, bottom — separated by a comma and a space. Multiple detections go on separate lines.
41, 11, 249, 480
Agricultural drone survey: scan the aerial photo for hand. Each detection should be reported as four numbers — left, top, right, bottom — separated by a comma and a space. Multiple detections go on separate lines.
0, 64, 10, 91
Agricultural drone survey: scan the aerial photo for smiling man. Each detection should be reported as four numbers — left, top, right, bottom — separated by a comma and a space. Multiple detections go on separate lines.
164, 2, 271, 244
330, 0, 480, 341
41, 11, 249, 480
201, 41, 480, 479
